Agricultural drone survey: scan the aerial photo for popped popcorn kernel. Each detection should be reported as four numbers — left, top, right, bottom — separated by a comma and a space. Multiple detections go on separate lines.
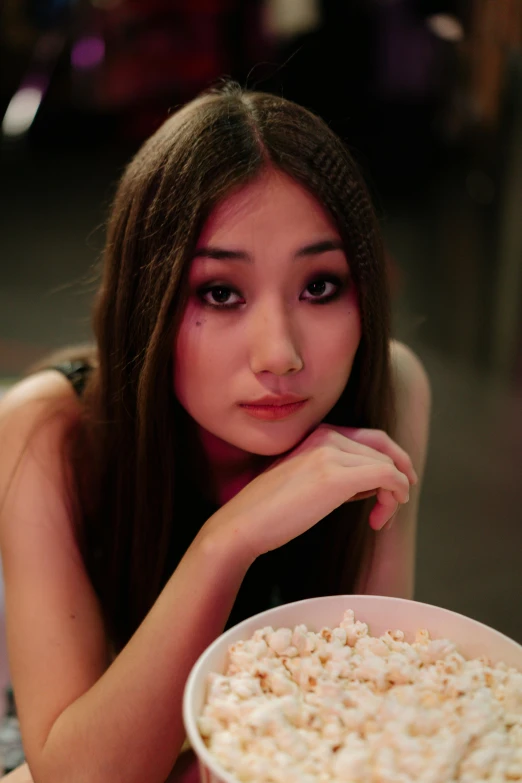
345, 620, 369, 647
267, 627, 293, 655
200, 609, 522, 783
415, 628, 431, 645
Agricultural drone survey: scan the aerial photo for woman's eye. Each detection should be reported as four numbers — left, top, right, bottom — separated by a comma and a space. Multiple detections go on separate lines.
198, 285, 244, 308
197, 275, 344, 310
301, 276, 343, 303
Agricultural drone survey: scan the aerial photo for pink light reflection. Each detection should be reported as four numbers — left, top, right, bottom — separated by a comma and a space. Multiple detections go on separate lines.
71, 37, 105, 70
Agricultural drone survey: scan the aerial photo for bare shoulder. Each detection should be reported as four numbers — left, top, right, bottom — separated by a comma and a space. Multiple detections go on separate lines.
0, 368, 80, 413
389, 341, 431, 468
0, 369, 81, 431
0, 370, 82, 512
390, 341, 431, 407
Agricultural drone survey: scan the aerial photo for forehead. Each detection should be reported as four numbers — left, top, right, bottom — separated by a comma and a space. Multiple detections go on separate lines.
198, 169, 339, 247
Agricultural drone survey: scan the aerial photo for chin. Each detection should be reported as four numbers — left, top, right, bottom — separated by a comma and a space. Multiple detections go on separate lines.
232, 425, 318, 458
226, 439, 290, 457
247, 443, 294, 457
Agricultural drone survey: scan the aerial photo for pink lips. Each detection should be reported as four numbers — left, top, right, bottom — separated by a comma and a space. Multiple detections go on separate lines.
238, 400, 308, 420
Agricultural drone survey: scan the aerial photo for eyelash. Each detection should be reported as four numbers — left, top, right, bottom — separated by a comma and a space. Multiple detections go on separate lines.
196, 275, 347, 310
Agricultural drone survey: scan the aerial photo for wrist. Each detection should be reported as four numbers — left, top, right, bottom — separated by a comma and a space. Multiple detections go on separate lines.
195, 514, 256, 573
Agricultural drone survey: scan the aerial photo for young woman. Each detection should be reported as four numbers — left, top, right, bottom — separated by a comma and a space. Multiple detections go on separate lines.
0, 82, 430, 783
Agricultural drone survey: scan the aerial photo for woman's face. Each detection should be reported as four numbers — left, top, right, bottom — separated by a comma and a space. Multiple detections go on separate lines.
174, 169, 361, 466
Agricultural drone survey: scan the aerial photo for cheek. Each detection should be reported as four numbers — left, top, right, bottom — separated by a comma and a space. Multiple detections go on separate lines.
342, 293, 362, 348
173, 306, 205, 397
346, 304, 362, 349
314, 304, 361, 364
173, 307, 233, 398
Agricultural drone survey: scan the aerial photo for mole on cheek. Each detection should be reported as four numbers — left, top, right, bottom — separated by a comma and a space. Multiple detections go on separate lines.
196, 321, 202, 326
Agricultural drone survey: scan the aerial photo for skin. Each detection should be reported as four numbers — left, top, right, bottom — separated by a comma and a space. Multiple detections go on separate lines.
174, 168, 362, 505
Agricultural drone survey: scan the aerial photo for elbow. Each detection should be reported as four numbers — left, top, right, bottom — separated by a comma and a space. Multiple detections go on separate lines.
32, 742, 115, 783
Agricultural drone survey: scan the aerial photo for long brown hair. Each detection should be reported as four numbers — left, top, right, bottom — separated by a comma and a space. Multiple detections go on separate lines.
34, 83, 394, 652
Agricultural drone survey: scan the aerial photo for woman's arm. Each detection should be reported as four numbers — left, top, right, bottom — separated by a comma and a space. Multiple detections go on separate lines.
355, 342, 431, 598
0, 373, 252, 783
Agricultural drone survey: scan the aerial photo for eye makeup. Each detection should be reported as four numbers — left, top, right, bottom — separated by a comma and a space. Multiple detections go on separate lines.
195, 272, 351, 310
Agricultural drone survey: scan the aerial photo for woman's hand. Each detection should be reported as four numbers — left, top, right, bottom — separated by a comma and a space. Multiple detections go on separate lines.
201, 423, 417, 564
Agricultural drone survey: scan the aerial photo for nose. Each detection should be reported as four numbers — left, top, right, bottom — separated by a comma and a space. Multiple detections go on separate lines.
248, 299, 304, 376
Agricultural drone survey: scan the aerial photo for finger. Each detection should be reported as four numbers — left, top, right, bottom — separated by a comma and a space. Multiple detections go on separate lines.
334, 453, 410, 502
369, 490, 399, 531
327, 425, 418, 485
354, 429, 417, 485
333, 452, 394, 470
348, 489, 378, 502
382, 505, 399, 531
334, 461, 410, 505
319, 429, 396, 467
348, 486, 404, 505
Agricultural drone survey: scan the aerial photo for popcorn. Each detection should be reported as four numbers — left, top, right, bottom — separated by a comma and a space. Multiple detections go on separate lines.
332, 743, 371, 779
267, 627, 293, 655
199, 610, 522, 782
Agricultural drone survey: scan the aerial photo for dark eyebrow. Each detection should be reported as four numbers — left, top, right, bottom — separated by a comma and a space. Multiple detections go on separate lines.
192, 238, 345, 263
193, 247, 249, 261
295, 239, 344, 257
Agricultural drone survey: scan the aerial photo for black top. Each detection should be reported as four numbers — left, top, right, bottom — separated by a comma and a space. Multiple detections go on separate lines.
51, 360, 92, 395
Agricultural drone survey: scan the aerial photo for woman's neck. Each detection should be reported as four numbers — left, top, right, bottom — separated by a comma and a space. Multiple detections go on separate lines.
191, 425, 273, 506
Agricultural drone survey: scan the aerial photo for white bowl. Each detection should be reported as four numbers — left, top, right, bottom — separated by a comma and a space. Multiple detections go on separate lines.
183, 595, 522, 783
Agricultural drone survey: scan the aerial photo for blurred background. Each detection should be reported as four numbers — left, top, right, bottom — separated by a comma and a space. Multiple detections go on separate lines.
0, 0, 521, 670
